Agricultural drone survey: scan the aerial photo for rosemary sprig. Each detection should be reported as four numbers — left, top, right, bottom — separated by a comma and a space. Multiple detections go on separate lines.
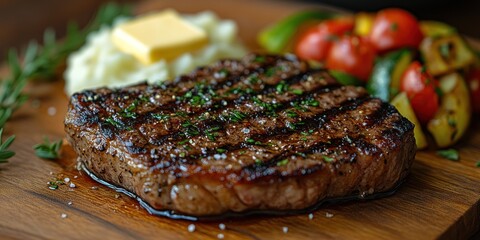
0, 129, 15, 163
33, 138, 63, 160
0, 3, 131, 163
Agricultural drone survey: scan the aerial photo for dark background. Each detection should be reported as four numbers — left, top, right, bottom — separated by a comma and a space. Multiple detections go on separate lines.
0, 0, 479, 59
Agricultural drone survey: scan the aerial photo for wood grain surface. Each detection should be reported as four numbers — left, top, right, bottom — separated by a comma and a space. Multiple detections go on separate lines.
0, 0, 479, 239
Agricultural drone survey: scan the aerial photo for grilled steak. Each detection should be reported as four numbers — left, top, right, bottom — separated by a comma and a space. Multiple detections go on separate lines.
65, 53, 416, 217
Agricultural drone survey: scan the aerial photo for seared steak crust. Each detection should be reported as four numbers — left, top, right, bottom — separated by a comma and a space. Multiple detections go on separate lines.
65, 54, 416, 216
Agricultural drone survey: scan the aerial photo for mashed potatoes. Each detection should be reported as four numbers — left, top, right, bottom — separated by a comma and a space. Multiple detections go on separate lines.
64, 11, 247, 95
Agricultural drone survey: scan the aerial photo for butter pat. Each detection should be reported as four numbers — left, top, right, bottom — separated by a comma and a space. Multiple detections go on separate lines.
112, 10, 208, 64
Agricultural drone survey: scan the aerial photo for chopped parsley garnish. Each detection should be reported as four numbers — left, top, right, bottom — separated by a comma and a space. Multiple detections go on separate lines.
119, 100, 139, 118
105, 116, 124, 129
277, 159, 289, 166
302, 98, 319, 107
178, 139, 189, 145
290, 89, 303, 95
322, 155, 334, 162
254, 159, 263, 165
181, 121, 201, 137
152, 113, 170, 121
179, 152, 186, 158
175, 111, 188, 118
254, 56, 266, 63
217, 68, 229, 78
179, 82, 217, 107
300, 131, 311, 136
285, 110, 297, 118
227, 110, 246, 122
34, 137, 62, 160
286, 121, 305, 131
276, 81, 289, 94
265, 67, 279, 77
48, 178, 65, 190
437, 149, 459, 161
252, 97, 281, 115
248, 75, 260, 84
205, 126, 221, 141
296, 152, 307, 158
476, 161, 480, 167
216, 148, 227, 153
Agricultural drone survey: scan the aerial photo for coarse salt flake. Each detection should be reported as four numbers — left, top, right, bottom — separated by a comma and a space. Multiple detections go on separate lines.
219, 223, 226, 230
187, 224, 196, 232
48, 107, 57, 116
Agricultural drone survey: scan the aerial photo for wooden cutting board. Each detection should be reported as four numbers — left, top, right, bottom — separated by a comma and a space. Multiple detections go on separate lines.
1, 0, 479, 239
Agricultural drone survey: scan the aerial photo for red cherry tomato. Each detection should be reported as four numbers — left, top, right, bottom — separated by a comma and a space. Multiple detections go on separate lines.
400, 61, 440, 124
467, 68, 480, 114
294, 17, 354, 61
369, 8, 424, 52
325, 35, 376, 81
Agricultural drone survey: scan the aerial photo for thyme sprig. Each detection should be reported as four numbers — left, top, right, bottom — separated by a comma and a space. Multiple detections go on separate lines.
34, 138, 63, 160
0, 3, 131, 163
0, 129, 15, 163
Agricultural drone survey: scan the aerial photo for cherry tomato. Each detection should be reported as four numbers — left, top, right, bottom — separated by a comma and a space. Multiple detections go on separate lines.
294, 17, 354, 61
467, 68, 480, 114
325, 35, 376, 81
369, 8, 424, 52
400, 61, 439, 124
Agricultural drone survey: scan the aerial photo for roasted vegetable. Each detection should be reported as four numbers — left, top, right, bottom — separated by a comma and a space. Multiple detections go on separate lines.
367, 49, 413, 101
427, 73, 471, 148
420, 34, 476, 76
391, 92, 428, 149
326, 35, 376, 81
294, 17, 354, 62
258, 11, 336, 53
400, 61, 440, 124
369, 8, 423, 52
354, 13, 374, 36
329, 70, 364, 86
466, 68, 480, 114
420, 21, 456, 38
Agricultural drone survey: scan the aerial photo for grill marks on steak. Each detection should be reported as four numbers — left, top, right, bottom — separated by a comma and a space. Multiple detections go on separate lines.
65, 53, 416, 216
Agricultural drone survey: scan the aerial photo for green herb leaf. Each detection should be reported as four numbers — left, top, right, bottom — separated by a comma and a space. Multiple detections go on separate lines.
227, 110, 246, 122
216, 148, 227, 153
475, 161, 480, 167
276, 159, 289, 166
290, 89, 303, 95
322, 155, 334, 162
34, 137, 62, 160
48, 178, 65, 190
437, 149, 459, 161
0, 129, 15, 163
254, 56, 266, 63
0, 2, 132, 161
